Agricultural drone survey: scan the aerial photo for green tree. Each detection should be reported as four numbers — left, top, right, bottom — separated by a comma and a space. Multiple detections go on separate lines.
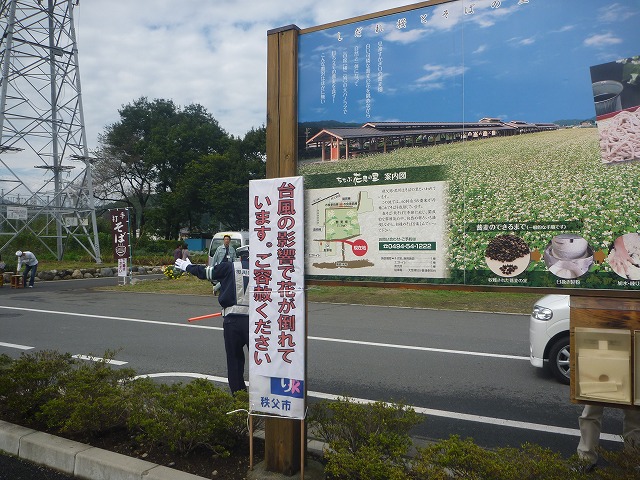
172, 147, 265, 232
94, 98, 230, 237
238, 125, 266, 162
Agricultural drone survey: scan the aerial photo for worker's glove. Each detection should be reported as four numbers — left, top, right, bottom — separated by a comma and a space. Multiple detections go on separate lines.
174, 258, 192, 271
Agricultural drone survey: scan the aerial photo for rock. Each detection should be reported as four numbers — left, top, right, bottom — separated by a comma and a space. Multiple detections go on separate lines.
83, 272, 93, 278
39, 271, 56, 281
71, 269, 83, 279
100, 268, 114, 277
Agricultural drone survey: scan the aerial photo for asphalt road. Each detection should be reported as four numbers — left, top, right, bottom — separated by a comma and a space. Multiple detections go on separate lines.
0, 454, 74, 479
0, 276, 628, 471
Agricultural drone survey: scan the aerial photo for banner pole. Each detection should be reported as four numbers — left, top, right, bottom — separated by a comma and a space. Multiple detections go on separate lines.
263, 23, 302, 475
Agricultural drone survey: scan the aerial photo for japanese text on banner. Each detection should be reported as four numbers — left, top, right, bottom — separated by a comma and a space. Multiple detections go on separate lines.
250, 177, 305, 379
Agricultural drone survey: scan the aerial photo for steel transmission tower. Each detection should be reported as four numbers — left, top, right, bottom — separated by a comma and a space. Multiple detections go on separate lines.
0, 0, 101, 262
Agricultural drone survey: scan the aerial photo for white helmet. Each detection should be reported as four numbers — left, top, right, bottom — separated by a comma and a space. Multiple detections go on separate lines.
15, 250, 22, 257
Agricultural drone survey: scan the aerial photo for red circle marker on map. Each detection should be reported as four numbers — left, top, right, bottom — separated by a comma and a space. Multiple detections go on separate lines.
351, 239, 368, 257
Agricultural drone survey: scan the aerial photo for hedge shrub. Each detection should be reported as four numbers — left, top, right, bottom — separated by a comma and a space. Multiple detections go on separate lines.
128, 379, 248, 456
0, 350, 74, 424
37, 352, 139, 435
0, 350, 248, 459
309, 397, 421, 479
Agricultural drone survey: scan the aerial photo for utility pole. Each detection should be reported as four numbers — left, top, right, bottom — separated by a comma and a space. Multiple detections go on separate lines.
0, 0, 101, 262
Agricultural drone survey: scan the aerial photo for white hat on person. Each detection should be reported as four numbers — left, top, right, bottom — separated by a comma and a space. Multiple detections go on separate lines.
15, 250, 22, 257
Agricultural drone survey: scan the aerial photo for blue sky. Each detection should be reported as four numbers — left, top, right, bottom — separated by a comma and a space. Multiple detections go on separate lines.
298, 0, 640, 124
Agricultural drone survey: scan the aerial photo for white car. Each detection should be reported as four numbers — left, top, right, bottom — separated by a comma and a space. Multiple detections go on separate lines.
529, 294, 570, 384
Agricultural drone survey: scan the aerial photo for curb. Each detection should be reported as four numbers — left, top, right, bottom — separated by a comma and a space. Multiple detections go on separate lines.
1, 420, 328, 480
0, 420, 206, 480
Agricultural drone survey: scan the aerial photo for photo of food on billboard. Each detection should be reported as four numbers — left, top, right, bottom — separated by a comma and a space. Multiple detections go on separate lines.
590, 56, 640, 164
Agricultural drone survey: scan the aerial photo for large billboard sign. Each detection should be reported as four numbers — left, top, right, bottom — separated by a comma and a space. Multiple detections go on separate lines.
297, 0, 640, 291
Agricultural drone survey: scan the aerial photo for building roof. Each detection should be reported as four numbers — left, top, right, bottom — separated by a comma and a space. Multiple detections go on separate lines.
362, 121, 507, 130
306, 122, 519, 144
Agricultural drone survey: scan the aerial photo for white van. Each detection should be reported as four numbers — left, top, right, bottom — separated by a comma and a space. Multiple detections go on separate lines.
207, 231, 249, 266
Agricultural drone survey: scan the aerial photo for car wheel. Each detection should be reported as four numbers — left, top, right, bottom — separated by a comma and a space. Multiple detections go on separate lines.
548, 336, 570, 385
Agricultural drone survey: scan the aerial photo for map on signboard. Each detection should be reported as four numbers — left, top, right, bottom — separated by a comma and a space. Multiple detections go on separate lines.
310, 191, 374, 268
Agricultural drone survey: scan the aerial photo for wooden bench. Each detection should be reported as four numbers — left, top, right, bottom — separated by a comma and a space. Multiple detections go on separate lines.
11, 274, 23, 288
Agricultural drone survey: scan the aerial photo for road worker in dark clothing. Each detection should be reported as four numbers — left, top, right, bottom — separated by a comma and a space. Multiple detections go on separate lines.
175, 246, 249, 393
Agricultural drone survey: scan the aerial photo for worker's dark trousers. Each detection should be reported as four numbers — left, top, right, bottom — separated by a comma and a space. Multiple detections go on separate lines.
223, 314, 249, 394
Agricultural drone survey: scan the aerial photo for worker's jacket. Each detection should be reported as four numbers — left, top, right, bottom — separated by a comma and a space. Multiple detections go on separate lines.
186, 259, 249, 321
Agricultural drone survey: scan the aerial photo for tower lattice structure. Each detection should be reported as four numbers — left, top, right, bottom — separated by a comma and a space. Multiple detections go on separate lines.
0, 0, 101, 262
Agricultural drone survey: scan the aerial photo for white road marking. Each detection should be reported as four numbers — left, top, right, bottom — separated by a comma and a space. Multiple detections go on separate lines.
0, 341, 34, 350
0, 305, 527, 360
72, 354, 128, 365
135, 372, 622, 444
134, 372, 228, 382
309, 336, 528, 360
0, 305, 223, 330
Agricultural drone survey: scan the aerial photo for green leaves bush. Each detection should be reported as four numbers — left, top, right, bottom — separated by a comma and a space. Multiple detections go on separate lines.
410, 436, 583, 480
162, 264, 183, 279
0, 350, 248, 459
128, 379, 248, 456
38, 352, 139, 435
309, 397, 421, 479
309, 398, 638, 480
0, 350, 74, 424
597, 444, 640, 480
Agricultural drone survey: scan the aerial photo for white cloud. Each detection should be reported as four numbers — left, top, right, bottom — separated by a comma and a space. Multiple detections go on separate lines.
465, 3, 519, 28
383, 26, 426, 45
555, 25, 575, 33
416, 64, 467, 84
598, 2, 639, 23
583, 33, 623, 48
72, 0, 408, 144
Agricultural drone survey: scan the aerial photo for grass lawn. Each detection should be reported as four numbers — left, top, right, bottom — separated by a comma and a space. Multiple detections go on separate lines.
97, 274, 540, 314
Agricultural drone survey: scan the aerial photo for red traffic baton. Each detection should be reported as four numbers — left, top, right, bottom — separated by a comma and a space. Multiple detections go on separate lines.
188, 312, 222, 323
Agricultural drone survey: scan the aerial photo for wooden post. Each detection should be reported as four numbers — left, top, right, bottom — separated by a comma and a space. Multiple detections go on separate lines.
266, 24, 299, 179
265, 24, 303, 475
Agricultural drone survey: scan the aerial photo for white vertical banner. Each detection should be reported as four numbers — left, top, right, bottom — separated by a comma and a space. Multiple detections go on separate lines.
117, 258, 128, 277
249, 176, 306, 419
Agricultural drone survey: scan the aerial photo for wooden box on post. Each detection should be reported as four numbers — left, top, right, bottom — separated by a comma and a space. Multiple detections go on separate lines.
570, 296, 640, 409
